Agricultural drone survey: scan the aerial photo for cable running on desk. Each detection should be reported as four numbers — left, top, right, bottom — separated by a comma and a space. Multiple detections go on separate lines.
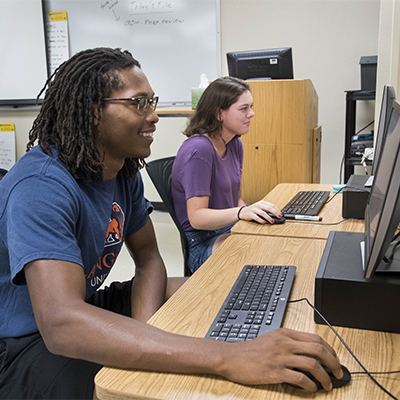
289, 298, 399, 400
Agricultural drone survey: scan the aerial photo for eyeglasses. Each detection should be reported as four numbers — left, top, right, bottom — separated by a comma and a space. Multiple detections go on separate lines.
103, 96, 159, 115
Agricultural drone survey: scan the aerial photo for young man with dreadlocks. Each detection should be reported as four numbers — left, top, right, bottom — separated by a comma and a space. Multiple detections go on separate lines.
0, 48, 343, 399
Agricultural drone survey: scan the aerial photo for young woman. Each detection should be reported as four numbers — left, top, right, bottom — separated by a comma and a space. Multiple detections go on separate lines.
172, 77, 282, 273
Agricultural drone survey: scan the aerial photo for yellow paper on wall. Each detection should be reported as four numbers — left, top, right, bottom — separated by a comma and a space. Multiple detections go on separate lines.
0, 123, 16, 170
45, 11, 69, 76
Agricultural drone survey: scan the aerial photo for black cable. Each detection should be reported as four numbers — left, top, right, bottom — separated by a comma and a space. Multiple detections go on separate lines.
383, 240, 400, 263
339, 154, 345, 185
324, 188, 344, 204
352, 370, 400, 376
288, 297, 399, 400
355, 120, 374, 135
381, 229, 400, 263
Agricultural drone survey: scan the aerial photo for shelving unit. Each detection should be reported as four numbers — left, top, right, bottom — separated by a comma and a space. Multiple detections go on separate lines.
344, 89, 375, 182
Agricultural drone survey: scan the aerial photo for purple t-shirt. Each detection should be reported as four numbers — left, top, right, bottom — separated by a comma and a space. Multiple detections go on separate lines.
171, 135, 243, 231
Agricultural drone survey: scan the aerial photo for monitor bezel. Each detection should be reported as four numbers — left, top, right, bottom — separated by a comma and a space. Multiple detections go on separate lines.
364, 100, 400, 278
226, 47, 294, 81
372, 85, 396, 175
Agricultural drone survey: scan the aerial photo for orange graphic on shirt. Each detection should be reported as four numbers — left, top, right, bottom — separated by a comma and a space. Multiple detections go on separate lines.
105, 203, 124, 246
86, 202, 125, 279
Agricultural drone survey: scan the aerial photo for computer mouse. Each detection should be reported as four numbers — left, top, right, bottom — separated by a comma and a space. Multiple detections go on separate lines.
260, 212, 286, 224
288, 363, 351, 390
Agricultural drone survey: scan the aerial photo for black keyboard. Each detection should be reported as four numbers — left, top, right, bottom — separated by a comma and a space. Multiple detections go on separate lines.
282, 190, 330, 217
205, 264, 296, 342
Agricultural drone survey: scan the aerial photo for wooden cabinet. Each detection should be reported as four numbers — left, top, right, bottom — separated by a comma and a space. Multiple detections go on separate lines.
241, 79, 320, 204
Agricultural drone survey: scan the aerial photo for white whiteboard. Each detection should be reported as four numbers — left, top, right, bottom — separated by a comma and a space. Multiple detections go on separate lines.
43, 0, 220, 105
0, 0, 48, 105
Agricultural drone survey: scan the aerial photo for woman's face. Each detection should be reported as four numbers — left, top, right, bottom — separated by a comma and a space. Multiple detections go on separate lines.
219, 90, 255, 138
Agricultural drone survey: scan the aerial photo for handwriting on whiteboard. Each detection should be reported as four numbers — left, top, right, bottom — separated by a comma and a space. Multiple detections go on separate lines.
100, 1, 184, 26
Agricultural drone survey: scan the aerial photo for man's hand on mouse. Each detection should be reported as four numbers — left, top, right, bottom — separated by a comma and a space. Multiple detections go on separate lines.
217, 328, 344, 392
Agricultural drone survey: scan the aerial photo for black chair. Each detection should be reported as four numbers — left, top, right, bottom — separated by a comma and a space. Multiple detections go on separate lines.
146, 157, 192, 277
0, 168, 8, 181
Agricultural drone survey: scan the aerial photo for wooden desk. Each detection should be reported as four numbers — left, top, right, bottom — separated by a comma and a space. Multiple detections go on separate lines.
231, 183, 364, 239
95, 235, 400, 400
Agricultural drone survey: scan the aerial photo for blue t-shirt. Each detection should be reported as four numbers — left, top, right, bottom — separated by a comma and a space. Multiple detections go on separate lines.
171, 135, 243, 231
0, 146, 152, 339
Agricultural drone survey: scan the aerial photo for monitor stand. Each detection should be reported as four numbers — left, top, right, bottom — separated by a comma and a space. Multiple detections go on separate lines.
315, 231, 400, 333
360, 239, 400, 273
376, 240, 400, 273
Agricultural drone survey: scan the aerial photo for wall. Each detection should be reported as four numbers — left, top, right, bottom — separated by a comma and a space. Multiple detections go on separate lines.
0, 0, 388, 202
221, 0, 380, 186
375, 0, 400, 127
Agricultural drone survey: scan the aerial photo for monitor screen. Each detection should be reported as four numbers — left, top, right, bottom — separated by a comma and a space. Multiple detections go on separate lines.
364, 100, 400, 278
227, 47, 293, 81
371, 85, 396, 175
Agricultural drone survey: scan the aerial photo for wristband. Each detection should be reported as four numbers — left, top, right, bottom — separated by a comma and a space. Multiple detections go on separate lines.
237, 205, 246, 220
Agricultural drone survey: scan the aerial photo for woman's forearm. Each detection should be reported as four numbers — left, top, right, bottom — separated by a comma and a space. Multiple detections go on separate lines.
188, 206, 242, 230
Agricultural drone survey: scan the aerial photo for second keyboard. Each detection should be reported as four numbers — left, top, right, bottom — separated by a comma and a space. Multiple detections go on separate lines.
282, 190, 330, 216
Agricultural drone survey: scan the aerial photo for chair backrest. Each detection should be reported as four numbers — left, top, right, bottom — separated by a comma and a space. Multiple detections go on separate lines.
146, 157, 192, 276
0, 169, 8, 181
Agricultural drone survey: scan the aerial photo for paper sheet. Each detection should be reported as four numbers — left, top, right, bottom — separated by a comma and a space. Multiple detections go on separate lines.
45, 10, 69, 76
0, 123, 16, 170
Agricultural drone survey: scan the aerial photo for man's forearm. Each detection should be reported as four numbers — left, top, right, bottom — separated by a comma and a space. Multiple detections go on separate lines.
130, 259, 168, 322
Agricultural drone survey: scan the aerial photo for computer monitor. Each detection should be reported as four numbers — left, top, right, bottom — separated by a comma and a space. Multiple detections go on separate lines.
364, 100, 400, 278
371, 85, 396, 175
227, 47, 293, 81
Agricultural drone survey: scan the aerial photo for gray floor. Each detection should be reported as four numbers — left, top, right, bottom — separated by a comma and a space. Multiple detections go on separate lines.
102, 211, 184, 287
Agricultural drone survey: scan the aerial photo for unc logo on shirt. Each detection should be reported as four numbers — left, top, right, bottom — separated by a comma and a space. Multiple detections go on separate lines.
86, 202, 125, 288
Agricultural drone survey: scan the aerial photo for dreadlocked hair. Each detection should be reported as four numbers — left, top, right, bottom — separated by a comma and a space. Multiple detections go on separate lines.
27, 47, 145, 182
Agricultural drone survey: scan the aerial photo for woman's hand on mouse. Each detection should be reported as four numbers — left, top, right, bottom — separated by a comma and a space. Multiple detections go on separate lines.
238, 200, 282, 224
